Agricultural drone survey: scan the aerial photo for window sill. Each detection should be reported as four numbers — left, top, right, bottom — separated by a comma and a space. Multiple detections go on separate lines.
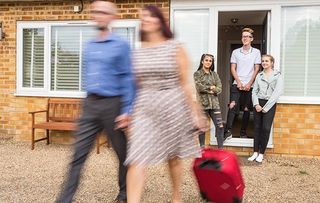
14, 91, 86, 98
210, 138, 274, 148
278, 96, 320, 105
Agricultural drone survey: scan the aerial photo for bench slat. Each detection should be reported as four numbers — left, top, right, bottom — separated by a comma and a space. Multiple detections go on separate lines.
33, 122, 77, 131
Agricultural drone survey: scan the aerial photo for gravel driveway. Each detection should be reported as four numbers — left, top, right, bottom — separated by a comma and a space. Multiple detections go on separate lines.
0, 139, 319, 203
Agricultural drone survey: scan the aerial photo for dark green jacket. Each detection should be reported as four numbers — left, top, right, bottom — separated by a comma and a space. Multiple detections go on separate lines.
194, 69, 222, 110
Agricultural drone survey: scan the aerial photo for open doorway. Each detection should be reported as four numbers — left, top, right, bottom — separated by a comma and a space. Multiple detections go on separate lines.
216, 11, 270, 140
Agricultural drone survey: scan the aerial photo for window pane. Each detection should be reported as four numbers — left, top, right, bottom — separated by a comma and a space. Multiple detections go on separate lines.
307, 9, 320, 96
23, 28, 44, 87
112, 27, 136, 49
281, 6, 320, 97
51, 26, 96, 91
173, 9, 209, 74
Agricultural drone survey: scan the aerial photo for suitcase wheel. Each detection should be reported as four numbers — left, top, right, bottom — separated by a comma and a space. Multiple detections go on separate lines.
233, 197, 242, 203
200, 191, 210, 201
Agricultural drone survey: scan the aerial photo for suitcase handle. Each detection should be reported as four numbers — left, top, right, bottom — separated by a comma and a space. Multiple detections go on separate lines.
198, 159, 221, 170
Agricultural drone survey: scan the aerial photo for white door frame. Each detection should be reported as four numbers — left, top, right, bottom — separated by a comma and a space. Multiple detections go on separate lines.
171, 1, 282, 148
211, 5, 278, 147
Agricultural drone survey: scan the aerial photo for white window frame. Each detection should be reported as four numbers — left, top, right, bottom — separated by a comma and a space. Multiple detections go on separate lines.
16, 19, 140, 98
278, 4, 320, 104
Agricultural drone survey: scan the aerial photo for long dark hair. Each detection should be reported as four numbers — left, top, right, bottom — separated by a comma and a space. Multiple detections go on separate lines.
140, 5, 173, 41
197, 54, 215, 71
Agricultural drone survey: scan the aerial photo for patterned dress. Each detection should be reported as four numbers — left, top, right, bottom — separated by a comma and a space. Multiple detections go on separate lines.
125, 40, 201, 166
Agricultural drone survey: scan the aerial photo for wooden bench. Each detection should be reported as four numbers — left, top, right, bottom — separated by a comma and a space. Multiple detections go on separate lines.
29, 98, 108, 152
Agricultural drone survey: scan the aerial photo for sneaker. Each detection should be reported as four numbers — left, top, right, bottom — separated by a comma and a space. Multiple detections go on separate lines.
255, 154, 264, 163
240, 129, 248, 138
248, 152, 258, 161
223, 130, 232, 142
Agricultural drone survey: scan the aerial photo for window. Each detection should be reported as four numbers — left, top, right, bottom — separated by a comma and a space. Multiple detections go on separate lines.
16, 20, 139, 97
281, 6, 320, 99
172, 9, 209, 74
51, 26, 96, 92
22, 28, 45, 88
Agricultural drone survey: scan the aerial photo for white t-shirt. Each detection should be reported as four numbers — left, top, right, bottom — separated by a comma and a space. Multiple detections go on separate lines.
230, 47, 261, 85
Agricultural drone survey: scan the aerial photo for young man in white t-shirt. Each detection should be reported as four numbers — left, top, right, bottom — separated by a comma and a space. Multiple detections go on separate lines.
224, 28, 261, 139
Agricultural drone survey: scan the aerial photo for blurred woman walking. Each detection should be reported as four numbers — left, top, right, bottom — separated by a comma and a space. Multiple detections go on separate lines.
125, 5, 206, 203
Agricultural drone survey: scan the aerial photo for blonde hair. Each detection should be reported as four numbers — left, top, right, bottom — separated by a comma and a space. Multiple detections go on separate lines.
262, 54, 274, 64
242, 27, 254, 36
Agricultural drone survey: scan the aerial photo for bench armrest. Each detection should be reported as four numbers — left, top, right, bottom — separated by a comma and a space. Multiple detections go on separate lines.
29, 110, 47, 114
29, 110, 48, 126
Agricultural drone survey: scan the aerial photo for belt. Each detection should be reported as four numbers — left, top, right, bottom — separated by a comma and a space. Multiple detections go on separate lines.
87, 93, 108, 100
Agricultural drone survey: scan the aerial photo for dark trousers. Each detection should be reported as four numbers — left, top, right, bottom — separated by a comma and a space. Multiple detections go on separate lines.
199, 109, 224, 148
225, 84, 252, 133
56, 96, 127, 203
253, 99, 276, 154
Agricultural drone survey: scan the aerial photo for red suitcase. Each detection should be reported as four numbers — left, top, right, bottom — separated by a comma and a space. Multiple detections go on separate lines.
193, 148, 245, 203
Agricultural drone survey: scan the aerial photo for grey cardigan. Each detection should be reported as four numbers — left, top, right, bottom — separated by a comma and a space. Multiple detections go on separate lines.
252, 70, 284, 112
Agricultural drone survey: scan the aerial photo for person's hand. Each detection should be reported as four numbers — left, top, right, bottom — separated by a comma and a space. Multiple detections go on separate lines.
244, 83, 251, 91
255, 105, 263, 112
237, 82, 243, 90
193, 111, 208, 133
115, 114, 130, 130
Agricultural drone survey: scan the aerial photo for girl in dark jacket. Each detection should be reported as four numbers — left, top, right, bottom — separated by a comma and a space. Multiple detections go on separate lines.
194, 54, 224, 148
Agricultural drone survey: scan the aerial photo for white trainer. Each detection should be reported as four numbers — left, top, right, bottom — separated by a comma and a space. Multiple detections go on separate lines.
248, 152, 258, 161
255, 154, 264, 163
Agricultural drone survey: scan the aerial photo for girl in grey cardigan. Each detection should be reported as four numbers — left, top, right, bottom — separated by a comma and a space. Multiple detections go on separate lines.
248, 54, 283, 163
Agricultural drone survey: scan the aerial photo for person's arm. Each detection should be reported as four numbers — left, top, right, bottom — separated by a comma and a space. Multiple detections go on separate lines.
244, 63, 260, 91
262, 73, 284, 113
120, 44, 135, 115
193, 71, 211, 94
230, 50, 242, 89
115, 43, 136, 129
245, 51, 261, 91
252, 74, 262, 112
245, 64, 260, 91
177, 45, 206, 130
82, 44, 88, 92
212, 72, 222, 95
231, 63, 242, 88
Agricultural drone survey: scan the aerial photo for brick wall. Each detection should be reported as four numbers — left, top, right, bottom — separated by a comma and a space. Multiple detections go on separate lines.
0, 0, 169, 143
272, 104, 320, 157
220, 104, 320, 158
0, 1, 319, 157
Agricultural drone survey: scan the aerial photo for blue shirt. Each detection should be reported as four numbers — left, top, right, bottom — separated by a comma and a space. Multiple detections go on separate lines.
83, 33, 135, 114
